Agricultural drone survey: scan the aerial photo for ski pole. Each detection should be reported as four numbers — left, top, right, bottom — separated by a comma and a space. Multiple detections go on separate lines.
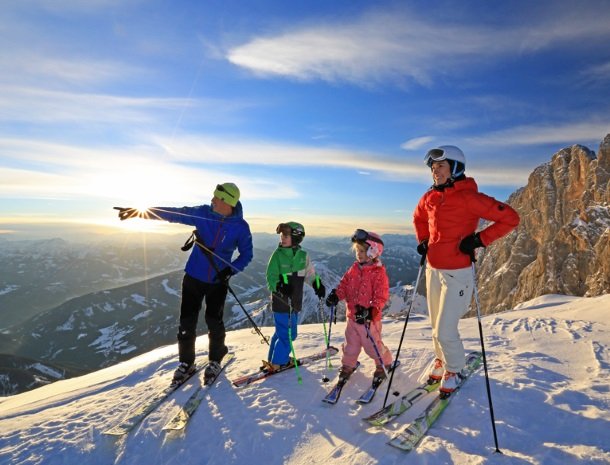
364, 321, 390, 379
287, 306, 302, 385
471, 261, 502, 454
318, 298, 333, 382
319, 298, 330, 349
192, 238, 269, 346
327, 304, 336, 344
382, 258, 425, 408
226, 284, 270, 345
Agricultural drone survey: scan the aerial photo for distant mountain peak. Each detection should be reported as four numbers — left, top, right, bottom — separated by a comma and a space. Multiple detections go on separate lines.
477, 134, 610, 313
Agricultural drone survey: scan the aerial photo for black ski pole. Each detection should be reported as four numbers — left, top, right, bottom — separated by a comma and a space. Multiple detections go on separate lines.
471, 261, 502, 453
382, 257, 425, 408
226, 284, 270, 346
193, 238, 269, 346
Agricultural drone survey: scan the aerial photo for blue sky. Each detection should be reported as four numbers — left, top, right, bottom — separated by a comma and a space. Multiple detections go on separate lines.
1, 0, 609, 238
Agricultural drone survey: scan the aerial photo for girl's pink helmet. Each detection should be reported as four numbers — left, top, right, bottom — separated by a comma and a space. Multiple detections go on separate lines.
351, 229, 384, 259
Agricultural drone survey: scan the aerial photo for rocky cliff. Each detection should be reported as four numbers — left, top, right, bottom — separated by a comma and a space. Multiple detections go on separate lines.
476, 134, 610, 313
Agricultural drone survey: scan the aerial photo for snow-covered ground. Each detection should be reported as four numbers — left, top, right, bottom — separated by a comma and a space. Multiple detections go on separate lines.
1, 294, 608, 465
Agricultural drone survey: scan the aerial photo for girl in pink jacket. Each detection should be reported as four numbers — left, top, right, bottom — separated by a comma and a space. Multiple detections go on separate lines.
325, 229, 393, 382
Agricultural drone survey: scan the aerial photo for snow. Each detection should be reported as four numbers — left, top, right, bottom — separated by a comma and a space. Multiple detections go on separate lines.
0, 284, 19, 296
28, 364, 64, 380
56, 314, 76, 331
161, 279, 179, 297
130, 294, 147, 306
0, 294, 609, 465
88, 324, 136, 355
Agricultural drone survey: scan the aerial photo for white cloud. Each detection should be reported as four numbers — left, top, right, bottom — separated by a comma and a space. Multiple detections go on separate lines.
0, 85, 257, 127
0, 138, 298, 205
226, 7, 610, 87
466, 121, 610, 147
154, 133, 527, 187
401, 136, 435, 151
154, 134, 425, 177
579, 61, 610, 87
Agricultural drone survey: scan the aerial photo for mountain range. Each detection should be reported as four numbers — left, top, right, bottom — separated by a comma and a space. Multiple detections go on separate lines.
1, 234, 421, 395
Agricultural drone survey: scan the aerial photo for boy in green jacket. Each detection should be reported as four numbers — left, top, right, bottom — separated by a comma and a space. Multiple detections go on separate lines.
264, 222, 326, 371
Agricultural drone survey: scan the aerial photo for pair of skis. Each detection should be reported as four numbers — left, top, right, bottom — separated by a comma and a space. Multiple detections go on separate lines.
103, 354, 234, 436
163, 354, 235, 431
363, 351, 483, 452
231, 346, 339, 388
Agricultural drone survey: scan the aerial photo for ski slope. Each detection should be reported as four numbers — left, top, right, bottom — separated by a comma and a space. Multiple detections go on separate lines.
1, 294, 608, 465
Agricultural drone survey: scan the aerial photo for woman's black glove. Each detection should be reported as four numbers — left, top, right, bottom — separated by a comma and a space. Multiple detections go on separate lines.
416, 239, 428, 256
459, 233, 484, 261
416, 239, 428, 265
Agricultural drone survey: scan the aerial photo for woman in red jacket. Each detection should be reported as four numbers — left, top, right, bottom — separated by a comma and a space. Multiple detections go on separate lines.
325, 229, 393, 382
413, 145, 519, 395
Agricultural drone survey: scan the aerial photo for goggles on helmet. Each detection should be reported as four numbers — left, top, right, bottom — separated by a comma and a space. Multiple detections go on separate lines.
423, 148, 447, 168
276, 223, 291, 235
215, 184, 236, 198
276, 223, 304, 237
351, 229, 383, 245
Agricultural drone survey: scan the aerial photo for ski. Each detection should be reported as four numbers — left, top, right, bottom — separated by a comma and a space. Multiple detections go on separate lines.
364, 351, 480, 426
356, 360, 401, 404
387, 351, 483, 451
232, 346, 339, 388
163, 354, 235, 431
322, 361, 361, 405
363, 380, 439, 426
103, 361, 208, 436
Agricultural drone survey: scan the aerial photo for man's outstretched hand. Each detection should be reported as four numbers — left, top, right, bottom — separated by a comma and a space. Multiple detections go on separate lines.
114, 207, 140, 221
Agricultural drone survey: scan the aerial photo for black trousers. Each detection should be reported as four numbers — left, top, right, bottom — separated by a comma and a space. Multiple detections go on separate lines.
177, 273, 229, 365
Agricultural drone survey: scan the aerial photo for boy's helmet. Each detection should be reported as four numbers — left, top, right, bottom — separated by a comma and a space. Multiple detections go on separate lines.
424, 145, 466, 178
351, 229, 384, 259
276, 222, 305, 245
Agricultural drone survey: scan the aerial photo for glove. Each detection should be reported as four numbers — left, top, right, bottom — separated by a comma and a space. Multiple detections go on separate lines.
216, 267, 233, 284
354, 305, 372, 325
114, 207, 139, 221
325, 289, 339, 307
416, 239, 428, 265
276, 279, 292, 296
459, 233, 485, 260
313, 280, 326, 299
416, 239, 428, 256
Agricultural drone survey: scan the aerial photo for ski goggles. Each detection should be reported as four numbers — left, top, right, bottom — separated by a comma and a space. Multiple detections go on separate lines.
351, 229, 383, 245
276, 223, 304, 236
215, 184, 236, 198
276, 223, 291, 235
423, 148, 447, 167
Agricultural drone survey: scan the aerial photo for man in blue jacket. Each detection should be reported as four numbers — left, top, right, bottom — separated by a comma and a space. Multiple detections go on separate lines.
117, 182, 253, 383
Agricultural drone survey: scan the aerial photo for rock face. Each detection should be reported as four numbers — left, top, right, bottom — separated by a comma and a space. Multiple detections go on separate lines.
476, 134, 610, 313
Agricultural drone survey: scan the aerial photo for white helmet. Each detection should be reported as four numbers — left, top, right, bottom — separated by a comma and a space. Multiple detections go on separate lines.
424, 145, 466, 178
